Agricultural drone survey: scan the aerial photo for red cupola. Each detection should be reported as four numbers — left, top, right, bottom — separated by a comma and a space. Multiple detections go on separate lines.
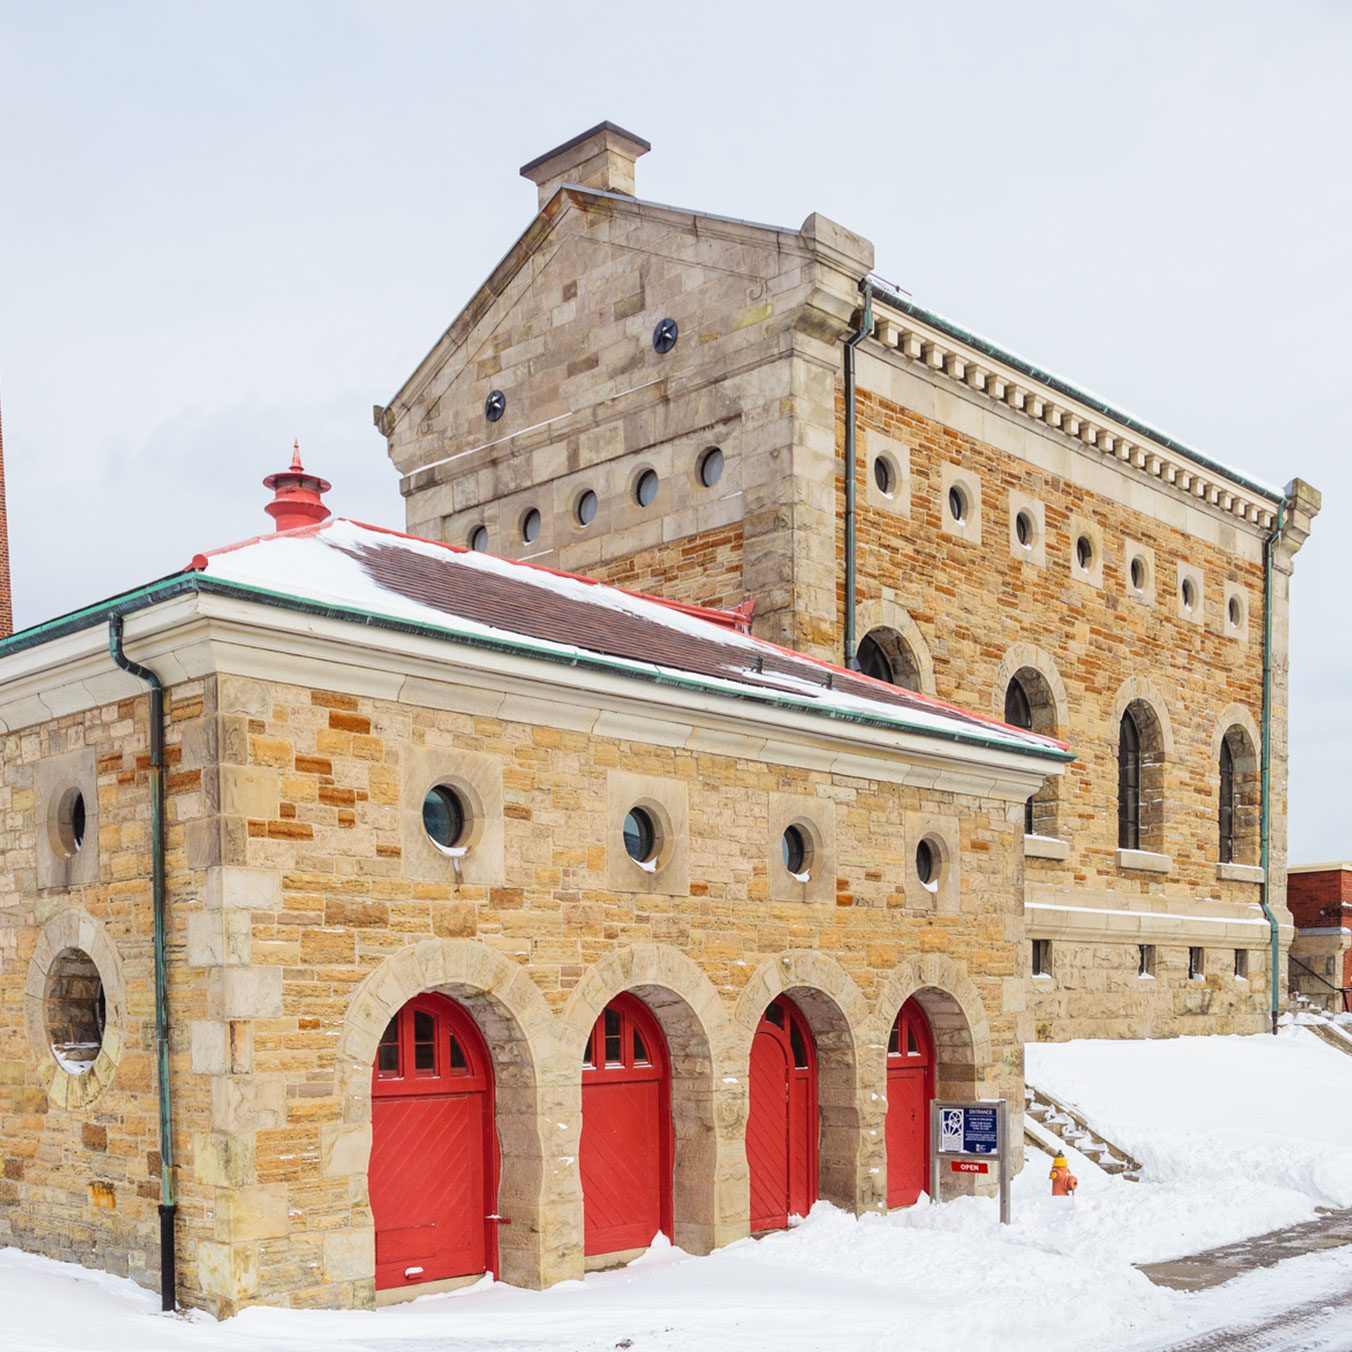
264, 441, 331, 532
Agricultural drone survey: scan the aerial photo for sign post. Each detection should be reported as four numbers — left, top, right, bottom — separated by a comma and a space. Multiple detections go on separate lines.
929, 1098, 1011, 1224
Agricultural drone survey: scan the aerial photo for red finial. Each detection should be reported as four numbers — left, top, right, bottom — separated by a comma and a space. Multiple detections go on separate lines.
263, 440, 332, 533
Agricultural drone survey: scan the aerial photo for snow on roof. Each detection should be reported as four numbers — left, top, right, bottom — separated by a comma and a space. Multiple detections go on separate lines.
189, 519, 1069, 760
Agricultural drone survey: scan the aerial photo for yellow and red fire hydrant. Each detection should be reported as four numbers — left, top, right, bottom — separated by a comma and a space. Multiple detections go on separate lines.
1049, 1154, 1078, 1197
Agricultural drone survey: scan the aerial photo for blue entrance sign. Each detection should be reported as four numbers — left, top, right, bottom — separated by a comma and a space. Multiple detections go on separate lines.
938, 1105, 1000, 1156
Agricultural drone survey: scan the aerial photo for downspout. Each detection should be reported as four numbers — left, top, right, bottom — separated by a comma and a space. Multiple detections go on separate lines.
1260, 501, 1288, 1036
842, 280, 873, 670
109, 614, 176, 1309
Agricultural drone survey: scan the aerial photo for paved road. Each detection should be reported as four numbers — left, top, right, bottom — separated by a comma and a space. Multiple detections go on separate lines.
1141, 1281, 1352, 1351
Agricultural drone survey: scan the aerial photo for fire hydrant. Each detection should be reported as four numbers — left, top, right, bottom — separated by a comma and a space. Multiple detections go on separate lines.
1049, 1153, 1078, 1197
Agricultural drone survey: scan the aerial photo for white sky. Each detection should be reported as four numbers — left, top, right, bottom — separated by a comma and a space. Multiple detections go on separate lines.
1, 1, 1347, 861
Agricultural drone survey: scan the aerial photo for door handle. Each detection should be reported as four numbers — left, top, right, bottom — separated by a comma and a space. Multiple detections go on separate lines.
403, 1266, 424, 1279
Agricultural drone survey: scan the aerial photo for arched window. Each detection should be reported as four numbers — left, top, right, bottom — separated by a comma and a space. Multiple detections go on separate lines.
1004, 677, 1035, 835
1219, 738, 1235, 864
1118, 710, 1141, 850
857, 627, 921, 692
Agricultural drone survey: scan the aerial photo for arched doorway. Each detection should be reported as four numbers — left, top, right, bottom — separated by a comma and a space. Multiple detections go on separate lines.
885, 997, 934, 1207
369, 993, 498, 1291
580, 993, 673, 1257
746, 995, 818, 1231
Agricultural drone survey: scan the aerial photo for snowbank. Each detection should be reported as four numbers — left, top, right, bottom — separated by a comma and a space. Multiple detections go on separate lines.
5, 1027, 1352, 1352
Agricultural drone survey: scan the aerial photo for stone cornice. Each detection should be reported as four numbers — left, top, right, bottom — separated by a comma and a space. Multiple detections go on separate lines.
869, 291, 1287, 534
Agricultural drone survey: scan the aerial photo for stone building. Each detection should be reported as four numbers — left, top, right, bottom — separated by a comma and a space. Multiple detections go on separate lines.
0, 483, 1064, 1314
1287, 862, 1352, 1011
380, 122, 1319, 1043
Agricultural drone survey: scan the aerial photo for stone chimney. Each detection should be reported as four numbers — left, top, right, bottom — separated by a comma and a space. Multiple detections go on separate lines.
0, 395, 11, 637
520, 122, 650, 210
264, 441, 331, 533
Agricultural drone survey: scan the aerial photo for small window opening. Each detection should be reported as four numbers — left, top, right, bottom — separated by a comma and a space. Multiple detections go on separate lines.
1228, 595, 1243, 628
857, 633, 893, 684
469, 525, 488, 553
906, 1023, 919, 1055
1234, 949, 1249, 979
521, 508, 542, 544
635, 468, 659, 508
1004, 677, 1035, 835
887, 1021, 900, 1055
448, 1032, 468, 1071
622, 807, 657, 865
789, 1019, 808, 1069
1015, 510, 1033, 548
413, 1009, 436, 1074
874, 457, 892, 495
1181, 577, 1197, 611
604, 1007, 623, 1064
1189, 947, 1205, 980
633, 1028, 650, 1065
782, 824, 809, 877
947, 485, 967, 524
915, 839, 936, 889
422, 785, 467, 852
576, 489, 598, 527
1130, 556, 1147, 592
54, 787, 86, 858
1075, 535, 1094, 571
1138, 944, 1156, 978
1118, 710, 1141, 851
764, 1001, 785, 1029
699, 447, 724, 488
376, 1016, 399, 1076
1219, 738, 1236, 865
1032, 938, 1052, 977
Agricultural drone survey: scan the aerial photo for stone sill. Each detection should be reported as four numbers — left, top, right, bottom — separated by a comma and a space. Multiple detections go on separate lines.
1024, 835, 1069, 861
1218, 862, 1265, 884
1116, 848, 1172, 874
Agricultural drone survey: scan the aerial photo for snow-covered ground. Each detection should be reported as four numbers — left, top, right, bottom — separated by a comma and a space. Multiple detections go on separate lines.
8, 1024, 1352, 1352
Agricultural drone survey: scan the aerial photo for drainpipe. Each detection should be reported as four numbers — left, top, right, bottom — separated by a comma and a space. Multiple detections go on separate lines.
109, 614, 176, 1309
1260, 501, 1288, 1036
842, 280, 874, 670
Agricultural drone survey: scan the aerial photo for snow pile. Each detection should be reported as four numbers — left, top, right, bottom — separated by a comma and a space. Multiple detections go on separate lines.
5, 1028, 1352, 1352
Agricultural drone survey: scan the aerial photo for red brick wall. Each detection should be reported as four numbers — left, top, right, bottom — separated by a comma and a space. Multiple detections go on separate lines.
1287, 868, 1352, 929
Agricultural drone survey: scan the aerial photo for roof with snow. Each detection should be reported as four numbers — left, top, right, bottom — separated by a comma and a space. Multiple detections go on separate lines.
172, 518, 1069, 760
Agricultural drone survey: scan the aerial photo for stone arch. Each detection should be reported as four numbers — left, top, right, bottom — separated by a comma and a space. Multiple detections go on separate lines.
25, 907, 127, 1109
1212, 704, 1262, 866
1110, 676, 1176, 758
562, 944, 744, 1254
735, 952, 871, 1215
333, 940, 563, 1291
992, 643, 1069, 737
855, 592, 936, 696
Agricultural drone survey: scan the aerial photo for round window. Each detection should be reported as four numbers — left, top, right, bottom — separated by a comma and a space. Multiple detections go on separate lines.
46, 947, 105, 1074
623, 807, 657, 865
635, 469, 659, 508
874, 457, 893, 496
699, 447, 724, 488
469, 525, 488, 553
1182, 577, 1197, 611
521, 508, 542, 544
782, 824, 811, 877
1015, 510, 1033, 548
576, 489, 598, 527
947, 485, 967, 524
1130, 556, 1147, 591
53, 787, 86, 858
422, 785, 467, 852
1075, 535, 1094, 570
916, 839, 937, 889
1228, 595, 1243, 628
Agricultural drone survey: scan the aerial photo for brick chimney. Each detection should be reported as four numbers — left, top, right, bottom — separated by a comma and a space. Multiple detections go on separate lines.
0, 395, 11, 637
264, 441, 331, 533
520, 122, 650, 210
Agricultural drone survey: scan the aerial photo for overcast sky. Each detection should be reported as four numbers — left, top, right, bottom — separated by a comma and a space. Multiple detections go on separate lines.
1, 1, 1347, 862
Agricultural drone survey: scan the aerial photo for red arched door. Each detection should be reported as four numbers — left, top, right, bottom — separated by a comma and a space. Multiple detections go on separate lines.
580, 993, 673, 1256
369, 994, 498, 1291
746, 996, 817, 1232
885, 997, 935, 1208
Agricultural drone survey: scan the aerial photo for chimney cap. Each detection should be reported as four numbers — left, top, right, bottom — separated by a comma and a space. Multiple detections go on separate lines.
264, 440, 331, 532
519, 121, 650, 177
